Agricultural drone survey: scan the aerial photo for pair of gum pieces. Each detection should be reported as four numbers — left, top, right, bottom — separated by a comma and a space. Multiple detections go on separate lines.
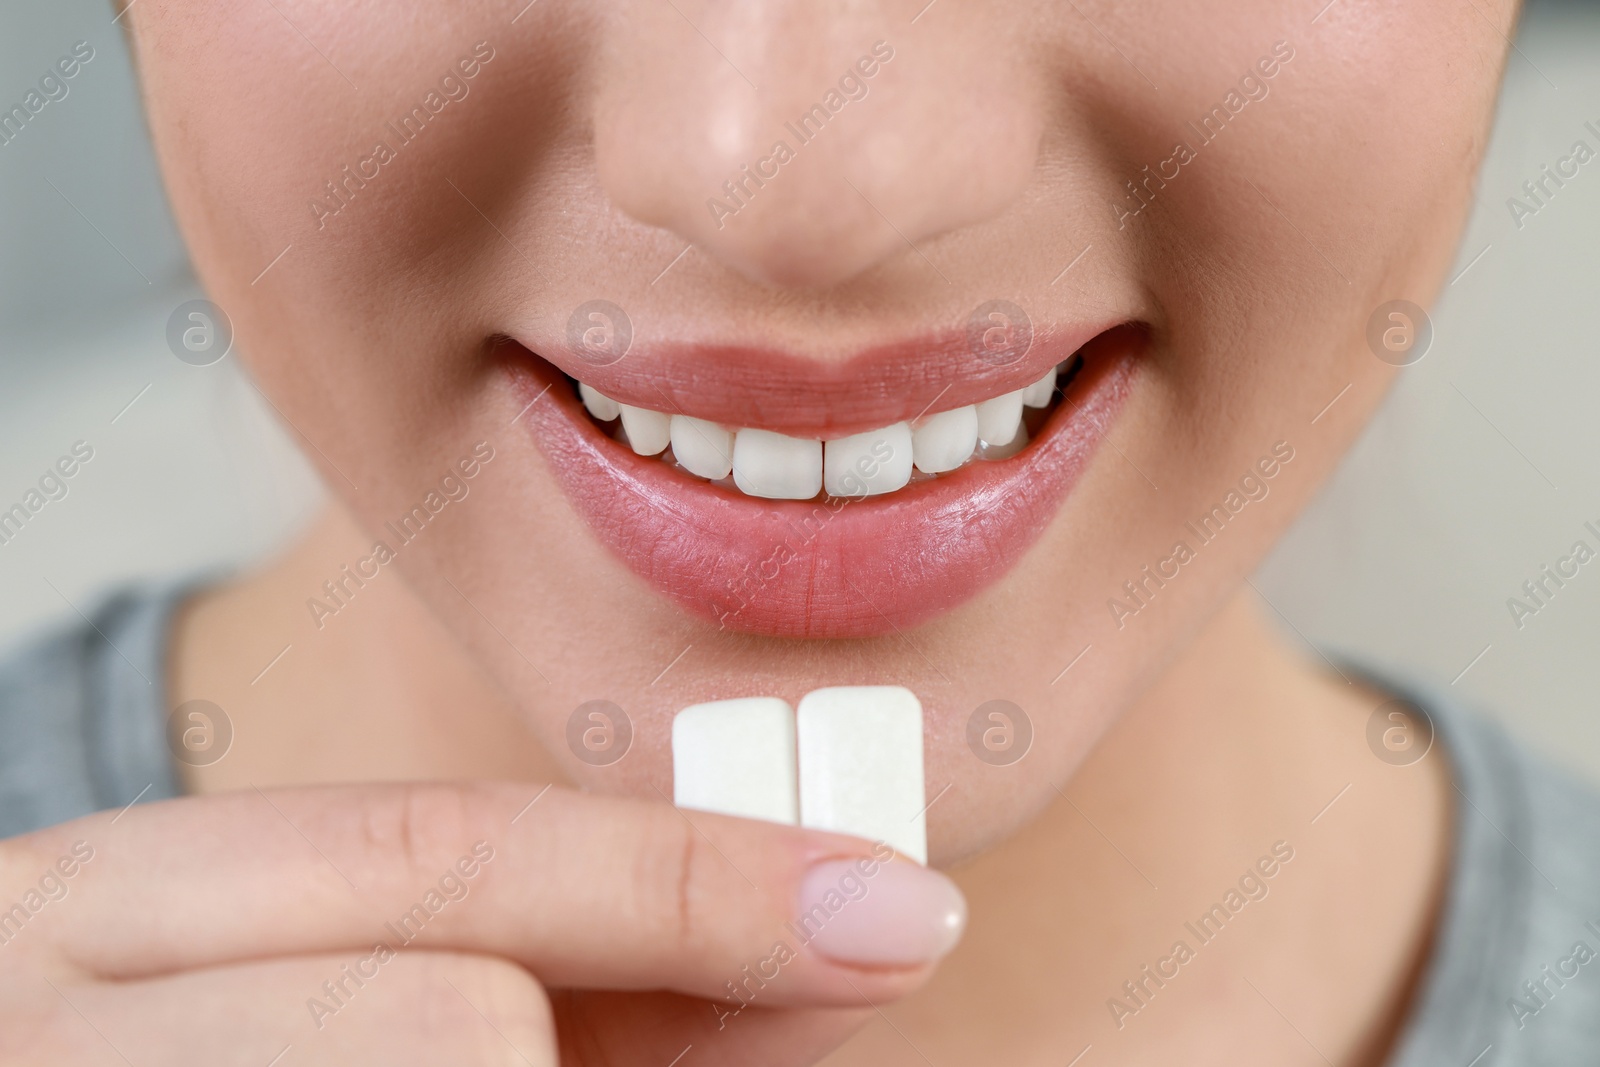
671, 686, 927, 865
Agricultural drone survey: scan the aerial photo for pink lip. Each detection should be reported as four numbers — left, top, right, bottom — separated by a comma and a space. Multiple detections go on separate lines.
505, 328, 1139, 639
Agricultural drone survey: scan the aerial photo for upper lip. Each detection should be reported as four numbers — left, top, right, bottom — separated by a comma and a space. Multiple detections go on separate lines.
516, 317, 1126, 438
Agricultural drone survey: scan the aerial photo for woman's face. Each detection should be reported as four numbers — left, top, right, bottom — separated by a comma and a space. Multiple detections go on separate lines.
127, 0, 1511, 862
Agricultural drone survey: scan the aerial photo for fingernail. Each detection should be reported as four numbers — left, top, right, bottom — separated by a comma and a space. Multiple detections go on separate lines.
794, 857, 967, 967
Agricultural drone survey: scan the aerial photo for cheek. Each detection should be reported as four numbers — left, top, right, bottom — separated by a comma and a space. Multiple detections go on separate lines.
141, 4, 496, 290
134, 1, 564, 498
1109, 2, 1504, 447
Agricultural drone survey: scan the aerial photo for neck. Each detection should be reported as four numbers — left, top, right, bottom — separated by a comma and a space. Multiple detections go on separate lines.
172, 506, 566, 790
869, 595, 1450, 1066
173, 505, 1449, 1065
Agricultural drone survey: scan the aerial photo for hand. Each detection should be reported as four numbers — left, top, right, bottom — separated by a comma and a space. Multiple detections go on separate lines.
0, 782, 966, 1065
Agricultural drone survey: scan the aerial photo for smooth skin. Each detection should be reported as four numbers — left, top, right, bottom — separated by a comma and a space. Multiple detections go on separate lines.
0, 782, 922, 1064
3, 0, 1509, 1062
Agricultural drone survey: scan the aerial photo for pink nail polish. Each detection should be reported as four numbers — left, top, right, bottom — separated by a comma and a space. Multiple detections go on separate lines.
792, 857, 967, 967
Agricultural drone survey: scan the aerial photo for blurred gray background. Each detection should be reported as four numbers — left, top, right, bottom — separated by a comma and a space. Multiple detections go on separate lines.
1, 2, 1596, 780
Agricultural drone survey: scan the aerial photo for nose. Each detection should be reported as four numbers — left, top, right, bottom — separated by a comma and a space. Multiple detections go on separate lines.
592, 2, 1043, 290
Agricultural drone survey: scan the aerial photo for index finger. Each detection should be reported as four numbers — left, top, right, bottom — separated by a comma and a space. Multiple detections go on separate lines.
19, 782, 966, 1007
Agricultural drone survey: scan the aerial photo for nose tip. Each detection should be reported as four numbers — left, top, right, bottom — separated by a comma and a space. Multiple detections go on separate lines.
592, 13, 1042, 290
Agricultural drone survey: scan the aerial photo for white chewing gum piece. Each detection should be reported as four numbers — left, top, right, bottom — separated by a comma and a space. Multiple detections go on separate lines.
672, 698, 799, 825
796, 686, 927, 864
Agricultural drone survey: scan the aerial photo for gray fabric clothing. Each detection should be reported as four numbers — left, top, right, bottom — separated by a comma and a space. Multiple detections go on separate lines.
1, 587, 1597, 1062
1383, 674, 1600, 1066
0, 586, 184, 837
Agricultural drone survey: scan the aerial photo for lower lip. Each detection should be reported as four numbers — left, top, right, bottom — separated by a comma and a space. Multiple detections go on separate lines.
508, 331, 1138, 639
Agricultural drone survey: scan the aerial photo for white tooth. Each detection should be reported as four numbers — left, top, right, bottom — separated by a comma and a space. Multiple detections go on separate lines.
797, 686, 927, 864
1021, 370, 1057, 409
824, 423, 912, 498
671, 415, 734, 480
578, 382, 621, 422
673, 698, 798, 826
975, 389, 1025, 447
619, 404, 671, 456
980, 423, 1030, 460
911, 406, 978, 474
732, 428, 822, 499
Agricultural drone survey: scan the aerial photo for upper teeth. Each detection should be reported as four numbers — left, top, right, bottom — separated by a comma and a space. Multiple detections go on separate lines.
733, 428, 823, 500
670, 415, 734, 480
824, 422, 913, 497
975, 390, 1025, 448
578, 366, 1060, 501
911, 406, 977, 474
578, 382, 622, 422
618, 404, 672, 456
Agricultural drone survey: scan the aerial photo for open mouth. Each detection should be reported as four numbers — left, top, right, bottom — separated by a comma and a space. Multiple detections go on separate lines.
504, 324, 1140, 639
578, 358, 1071, 497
